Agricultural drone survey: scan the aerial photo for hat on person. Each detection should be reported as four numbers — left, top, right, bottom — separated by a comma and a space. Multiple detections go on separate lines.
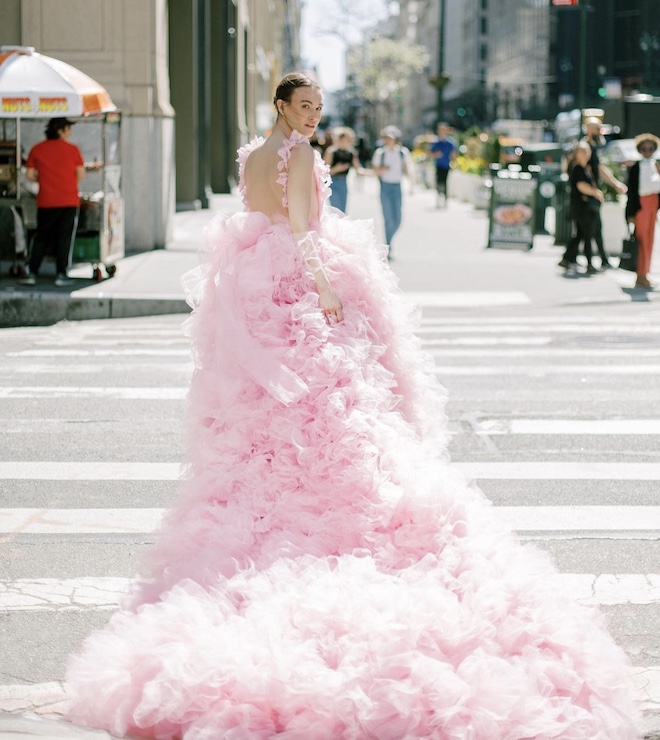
45, 117, 76, 135
381, 125, 401, 140
583, 117, 602, 127
634, 132, 660, 152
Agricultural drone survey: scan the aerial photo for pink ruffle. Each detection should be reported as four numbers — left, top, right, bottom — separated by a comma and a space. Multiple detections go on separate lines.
65, 143, 640, 739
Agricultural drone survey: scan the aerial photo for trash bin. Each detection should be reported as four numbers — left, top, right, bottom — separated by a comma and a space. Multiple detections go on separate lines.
552, 173, 571, 247
528, 162, 563, 235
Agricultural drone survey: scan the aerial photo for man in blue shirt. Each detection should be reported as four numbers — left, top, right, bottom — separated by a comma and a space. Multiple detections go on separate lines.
430, 123, 457, 207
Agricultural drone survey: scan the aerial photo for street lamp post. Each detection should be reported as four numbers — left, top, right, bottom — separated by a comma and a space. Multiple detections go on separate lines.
437, 0, 446, 122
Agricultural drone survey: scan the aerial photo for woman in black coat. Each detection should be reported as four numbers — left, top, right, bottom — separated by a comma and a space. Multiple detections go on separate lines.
559, 140, 603, 275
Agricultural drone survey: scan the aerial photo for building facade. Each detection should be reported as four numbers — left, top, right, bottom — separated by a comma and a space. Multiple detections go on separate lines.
0, 0, 300, 251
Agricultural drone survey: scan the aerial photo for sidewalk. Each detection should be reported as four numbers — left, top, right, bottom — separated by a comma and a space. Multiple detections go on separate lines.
0, 192, 242, 328
1, 178, 658, 328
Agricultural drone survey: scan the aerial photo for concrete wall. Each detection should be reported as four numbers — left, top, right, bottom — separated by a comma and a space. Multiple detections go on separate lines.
0, 0, 175, 251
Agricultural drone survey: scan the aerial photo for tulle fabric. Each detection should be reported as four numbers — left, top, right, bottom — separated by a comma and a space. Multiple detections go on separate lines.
66, 134, 640, 738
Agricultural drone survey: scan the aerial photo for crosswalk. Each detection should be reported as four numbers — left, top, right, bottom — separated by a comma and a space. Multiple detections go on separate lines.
0, 305, 659, 734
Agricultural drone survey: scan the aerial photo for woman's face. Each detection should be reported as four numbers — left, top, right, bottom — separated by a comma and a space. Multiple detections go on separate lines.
278, 87, 323, 138
639, 142, 657, 158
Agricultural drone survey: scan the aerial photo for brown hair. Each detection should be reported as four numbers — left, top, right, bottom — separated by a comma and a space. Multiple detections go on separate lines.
273, 72, 320, 115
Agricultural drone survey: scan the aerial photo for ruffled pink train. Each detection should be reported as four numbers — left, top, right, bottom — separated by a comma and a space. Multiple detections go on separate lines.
65, 135, 640, 739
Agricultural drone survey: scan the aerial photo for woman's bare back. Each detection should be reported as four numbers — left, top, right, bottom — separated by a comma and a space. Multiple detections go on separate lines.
243, 134, 317, 223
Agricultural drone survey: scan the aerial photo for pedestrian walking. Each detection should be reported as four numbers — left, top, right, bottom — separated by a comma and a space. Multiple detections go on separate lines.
559, 140, 603, 275
625, 132, 660, 290
66, 72, 639, 740
19, 117, 86, 287
430, 122, 457, 207
371, 125, 411, 258
323, 127, 364, 213
582, 117, 627, 269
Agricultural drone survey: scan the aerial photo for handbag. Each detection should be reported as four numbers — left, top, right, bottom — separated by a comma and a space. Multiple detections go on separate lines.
619, 226, 639, 272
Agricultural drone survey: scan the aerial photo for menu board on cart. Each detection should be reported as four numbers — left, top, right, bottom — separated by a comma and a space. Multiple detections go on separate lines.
487, 173, 537, 250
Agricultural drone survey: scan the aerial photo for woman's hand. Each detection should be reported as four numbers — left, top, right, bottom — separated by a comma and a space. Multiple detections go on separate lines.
319, 287, 344, 323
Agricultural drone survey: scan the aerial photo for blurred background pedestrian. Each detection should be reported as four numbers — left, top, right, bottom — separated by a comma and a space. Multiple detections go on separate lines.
323, 127, 365, 213
582, 117, 627, 270
430, 122, 457, 208
625, 133, 660, 290
559, 140, 603, 275
371, 125, 412, 259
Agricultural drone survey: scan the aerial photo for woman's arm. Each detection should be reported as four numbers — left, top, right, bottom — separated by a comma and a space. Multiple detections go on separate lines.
576, 181, 603, 200
287, 143, 343, 322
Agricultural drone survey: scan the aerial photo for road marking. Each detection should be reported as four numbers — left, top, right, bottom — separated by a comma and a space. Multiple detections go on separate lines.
0, 462, 181, 480
419, 315, 660, 325
408, 291, 531, 307
425, 348, 660, 357
5, 349, 189, 357
0, 506, 657, 535
477, 419, 660, 435
416, 323, 660, 334
0, 386, 187, 400
0, 574, 657, 612
1, 461, 659, 482
0, 363, 190, 375
434, 364, 660, 375
459, 462, 660, 480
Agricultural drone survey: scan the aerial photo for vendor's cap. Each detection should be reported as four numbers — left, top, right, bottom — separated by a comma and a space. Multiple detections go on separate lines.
381, 125, 401, 139
47, 117, 75, 132
635, 132, 660, 151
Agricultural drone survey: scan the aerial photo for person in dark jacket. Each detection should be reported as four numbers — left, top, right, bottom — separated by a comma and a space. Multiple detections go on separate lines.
625, 133, 660, 290
582, 117, 627, 269
559, 141, 603, 275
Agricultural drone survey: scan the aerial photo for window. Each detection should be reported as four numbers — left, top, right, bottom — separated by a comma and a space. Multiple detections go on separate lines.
480, 15, 488, 35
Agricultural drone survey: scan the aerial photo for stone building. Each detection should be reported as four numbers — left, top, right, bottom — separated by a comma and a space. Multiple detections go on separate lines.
0, 0, 300, 251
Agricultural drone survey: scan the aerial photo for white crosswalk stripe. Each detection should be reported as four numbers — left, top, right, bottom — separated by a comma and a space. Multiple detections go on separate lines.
1, 573, 657, 612
1, 505, 658, 536
0, 311, 659, 729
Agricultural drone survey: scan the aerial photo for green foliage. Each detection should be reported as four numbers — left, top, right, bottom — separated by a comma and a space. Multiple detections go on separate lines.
349, 38, 430, 105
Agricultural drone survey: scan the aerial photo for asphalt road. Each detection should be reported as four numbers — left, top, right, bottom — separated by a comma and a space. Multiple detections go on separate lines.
0, 179, 659, 737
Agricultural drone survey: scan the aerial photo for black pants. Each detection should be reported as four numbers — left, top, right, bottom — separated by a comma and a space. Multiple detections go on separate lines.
29, 207, 78, 276
435, 167, 450, 194
563, 208, 596, 265
591, 208, 609, 262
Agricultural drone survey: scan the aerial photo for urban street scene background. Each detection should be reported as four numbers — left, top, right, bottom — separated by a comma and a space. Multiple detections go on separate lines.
0, 1, 659, 738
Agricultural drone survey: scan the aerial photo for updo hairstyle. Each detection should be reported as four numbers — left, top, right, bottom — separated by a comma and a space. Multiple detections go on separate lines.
273, 72, 320, 117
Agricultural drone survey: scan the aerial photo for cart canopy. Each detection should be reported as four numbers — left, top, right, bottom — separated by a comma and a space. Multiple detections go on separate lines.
0, 46, 116, 118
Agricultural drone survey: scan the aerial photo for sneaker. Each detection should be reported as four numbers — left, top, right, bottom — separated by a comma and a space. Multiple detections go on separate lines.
54, 274, 73, 287
557, 258, 568, 268
600, 260, 613, 270
586, 265, 598, 275
564, 263, 578, 276
18, 273, 36, 286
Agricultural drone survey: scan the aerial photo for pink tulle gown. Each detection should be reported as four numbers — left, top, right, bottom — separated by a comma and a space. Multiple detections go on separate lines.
66, 132, 640, 739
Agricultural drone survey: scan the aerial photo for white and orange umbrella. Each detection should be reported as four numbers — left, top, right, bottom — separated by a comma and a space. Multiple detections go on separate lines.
0, 45, 116, 118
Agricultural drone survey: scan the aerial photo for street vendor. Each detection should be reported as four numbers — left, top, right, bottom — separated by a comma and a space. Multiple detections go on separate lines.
19, 116, 85, 287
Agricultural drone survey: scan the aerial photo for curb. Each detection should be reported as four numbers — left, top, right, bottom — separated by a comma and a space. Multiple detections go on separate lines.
0, 292, 190, 328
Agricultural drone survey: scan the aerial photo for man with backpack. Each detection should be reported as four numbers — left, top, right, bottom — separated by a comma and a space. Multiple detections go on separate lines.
372, 125, 412, 260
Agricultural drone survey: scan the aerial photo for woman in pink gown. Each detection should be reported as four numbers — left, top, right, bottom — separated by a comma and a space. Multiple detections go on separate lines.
66, 73, 639, 739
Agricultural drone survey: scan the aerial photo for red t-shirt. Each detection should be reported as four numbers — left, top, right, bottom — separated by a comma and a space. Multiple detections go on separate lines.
27, 139, 84, 208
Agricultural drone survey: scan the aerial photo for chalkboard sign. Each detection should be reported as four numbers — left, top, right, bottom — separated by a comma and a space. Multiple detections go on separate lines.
487, 171, 537, 250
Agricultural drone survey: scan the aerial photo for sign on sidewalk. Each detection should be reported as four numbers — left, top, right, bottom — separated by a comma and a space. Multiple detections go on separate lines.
487, 170, 537, 250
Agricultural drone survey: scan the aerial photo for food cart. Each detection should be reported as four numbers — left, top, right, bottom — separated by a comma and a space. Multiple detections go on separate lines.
0, 45, 124, 281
